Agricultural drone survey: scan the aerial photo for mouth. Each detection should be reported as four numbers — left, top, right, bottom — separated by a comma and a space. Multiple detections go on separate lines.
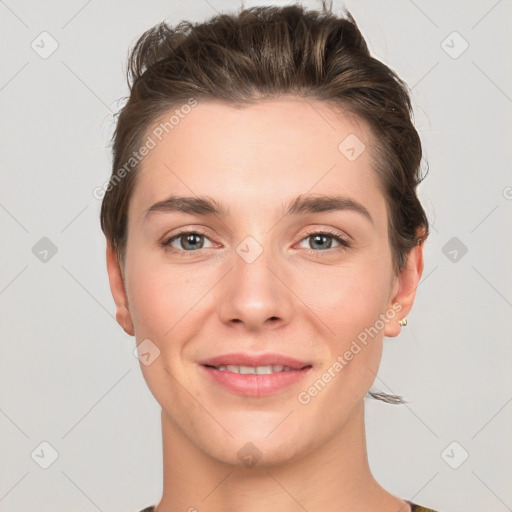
203, 363, 311, 374
197, 353, 313, 397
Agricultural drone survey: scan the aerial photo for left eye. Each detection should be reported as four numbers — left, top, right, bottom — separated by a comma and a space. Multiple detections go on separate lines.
298, 232, 350, 251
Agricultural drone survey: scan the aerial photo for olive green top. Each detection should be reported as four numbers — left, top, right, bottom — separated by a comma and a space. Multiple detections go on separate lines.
139, 501, 439, 511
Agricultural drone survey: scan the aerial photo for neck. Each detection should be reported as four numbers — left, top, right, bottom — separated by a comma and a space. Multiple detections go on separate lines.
154, 401, 408, 512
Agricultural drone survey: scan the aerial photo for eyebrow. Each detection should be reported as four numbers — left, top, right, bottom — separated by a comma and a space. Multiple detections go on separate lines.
143, 193, 374, 225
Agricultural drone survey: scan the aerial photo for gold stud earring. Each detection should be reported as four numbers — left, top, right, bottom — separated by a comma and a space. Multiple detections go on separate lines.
398, 318, 408, 327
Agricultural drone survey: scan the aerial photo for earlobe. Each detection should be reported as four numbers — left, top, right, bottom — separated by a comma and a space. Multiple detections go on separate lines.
105, 241, 134, 336
384, 239, 425, 338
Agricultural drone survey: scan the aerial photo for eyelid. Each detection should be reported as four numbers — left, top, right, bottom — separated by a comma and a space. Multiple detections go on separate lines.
300, 226, 351, 241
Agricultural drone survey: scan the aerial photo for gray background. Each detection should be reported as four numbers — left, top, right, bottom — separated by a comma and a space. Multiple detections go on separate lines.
1, 0, 511, 511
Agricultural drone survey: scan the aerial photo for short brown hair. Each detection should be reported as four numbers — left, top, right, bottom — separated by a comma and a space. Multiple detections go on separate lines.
100, 1, 429, 275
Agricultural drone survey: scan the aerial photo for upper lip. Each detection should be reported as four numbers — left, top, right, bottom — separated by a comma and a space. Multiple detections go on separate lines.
198, 353, 312, 370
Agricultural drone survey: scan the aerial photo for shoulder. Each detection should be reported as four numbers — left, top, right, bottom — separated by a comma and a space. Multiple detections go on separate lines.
409, 502, 441, 512
138, 504, 440, 512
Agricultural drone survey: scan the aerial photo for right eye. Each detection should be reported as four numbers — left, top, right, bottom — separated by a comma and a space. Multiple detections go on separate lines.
162, 230, 215, 252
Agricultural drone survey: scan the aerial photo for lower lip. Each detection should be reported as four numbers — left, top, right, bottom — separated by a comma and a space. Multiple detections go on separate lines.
199, 365, 313, 397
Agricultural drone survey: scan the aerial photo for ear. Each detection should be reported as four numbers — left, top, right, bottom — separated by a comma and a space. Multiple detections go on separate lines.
106, 241, 134, 336
384, 237, 425, 338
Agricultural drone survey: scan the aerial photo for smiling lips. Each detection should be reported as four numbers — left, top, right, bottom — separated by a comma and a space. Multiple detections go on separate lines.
198, 352, 313, 397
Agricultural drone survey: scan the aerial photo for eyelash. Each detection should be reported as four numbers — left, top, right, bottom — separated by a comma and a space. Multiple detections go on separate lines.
161, 228, 351, 256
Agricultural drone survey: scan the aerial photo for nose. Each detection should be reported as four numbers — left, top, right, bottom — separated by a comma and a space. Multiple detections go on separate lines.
216, 242, 295, 332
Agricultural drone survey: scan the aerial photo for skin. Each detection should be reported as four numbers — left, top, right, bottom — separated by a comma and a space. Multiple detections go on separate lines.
106, 96, 424, 512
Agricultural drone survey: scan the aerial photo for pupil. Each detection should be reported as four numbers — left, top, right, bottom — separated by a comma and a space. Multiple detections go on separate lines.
184, 234, 202, 249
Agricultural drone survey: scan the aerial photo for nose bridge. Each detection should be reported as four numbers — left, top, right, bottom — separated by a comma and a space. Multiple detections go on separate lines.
216, 234, 293, 330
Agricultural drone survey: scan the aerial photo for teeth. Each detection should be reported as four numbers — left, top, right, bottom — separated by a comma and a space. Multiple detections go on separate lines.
215, 364, 295, 374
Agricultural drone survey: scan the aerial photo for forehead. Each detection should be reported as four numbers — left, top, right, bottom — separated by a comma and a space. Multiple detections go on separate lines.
128, 97, 386, 225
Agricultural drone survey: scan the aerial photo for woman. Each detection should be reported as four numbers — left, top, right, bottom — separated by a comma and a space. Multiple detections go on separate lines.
101, 2, 436, 511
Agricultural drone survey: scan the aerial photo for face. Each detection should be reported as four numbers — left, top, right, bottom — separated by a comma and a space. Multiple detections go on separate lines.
107, 97, 422, 467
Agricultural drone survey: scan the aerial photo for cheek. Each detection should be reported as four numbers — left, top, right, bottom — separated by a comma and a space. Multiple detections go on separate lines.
306, 262, 391, 337
303, 261, 391, 392
125, 264, 200, 403
127, 267, 193, 338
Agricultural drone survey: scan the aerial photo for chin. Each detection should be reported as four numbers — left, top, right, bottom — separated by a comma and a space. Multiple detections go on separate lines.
208, 438, 307, 469
192, 418, 317, 469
